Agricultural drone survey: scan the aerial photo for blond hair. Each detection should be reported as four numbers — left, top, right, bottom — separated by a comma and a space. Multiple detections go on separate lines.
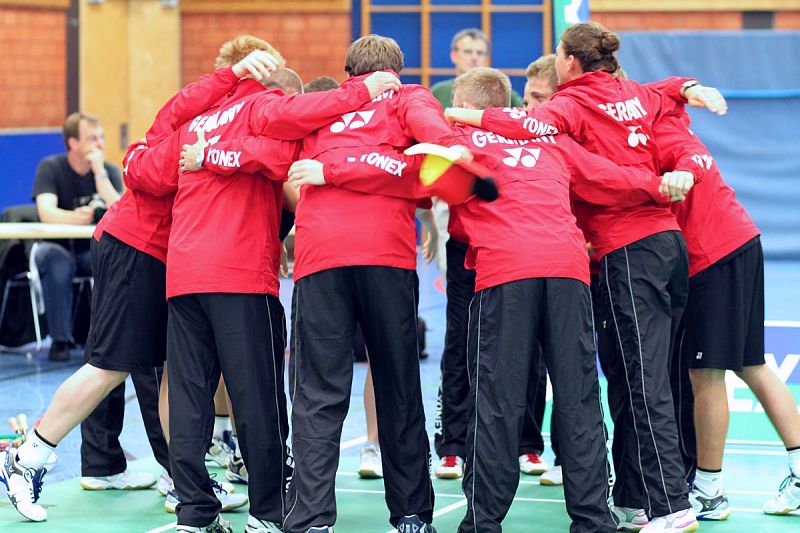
214, 35, 285, 69
525, 54, 557, 90
344, 34, 403, 77
452, 67, 511, 109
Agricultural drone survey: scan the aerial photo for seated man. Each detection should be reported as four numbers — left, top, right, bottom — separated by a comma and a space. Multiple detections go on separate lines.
31, 112, 122, 361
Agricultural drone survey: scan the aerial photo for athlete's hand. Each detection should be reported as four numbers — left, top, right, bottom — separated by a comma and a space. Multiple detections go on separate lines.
279, 244, 290, 278
421, 226, 437, 263
444, 107, 484, 127
179, 130, 207, 173
232, 50, 279, 81
449, 144, 474, 163
363, 72, 401, 99
684, 84, 727, 116
659, 170, 694, 202
288, 159, 326, 188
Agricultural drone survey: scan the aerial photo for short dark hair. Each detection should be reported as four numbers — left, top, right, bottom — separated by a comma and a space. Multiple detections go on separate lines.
453, 67, 511, 109
304, 76, 340, 93
451, 28, 490, 52
63, 112, 99, 150
345, 34, 404, 77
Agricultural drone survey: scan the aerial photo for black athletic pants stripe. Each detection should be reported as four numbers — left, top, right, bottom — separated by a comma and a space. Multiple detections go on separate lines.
80, 365, 170, 476
167, 293, 289, 527
435, 238, 547, 460
597, 230, 690, 517
459, 278, 615, 533
284, 266, 433, 533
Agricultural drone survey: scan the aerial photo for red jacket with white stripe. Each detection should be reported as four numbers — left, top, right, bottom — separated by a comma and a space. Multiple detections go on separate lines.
286, 74, 455, 281
447, 125, 666, 290
94, 67, 242, 263
481, 71, 694, 260
654, 110, 759, 277
143, 76, 376, 297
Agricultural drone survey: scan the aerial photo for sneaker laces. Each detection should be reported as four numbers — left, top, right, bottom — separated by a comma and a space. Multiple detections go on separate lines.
442, 455, 458, 468
29, 467, 46, 503
776, 474, 794, 496
362, 446, 379, 461
210, 474, 228, 496
524, 453, 541, 464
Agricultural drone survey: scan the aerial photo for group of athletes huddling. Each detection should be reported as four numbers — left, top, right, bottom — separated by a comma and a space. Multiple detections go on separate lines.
2, 20, 800, 533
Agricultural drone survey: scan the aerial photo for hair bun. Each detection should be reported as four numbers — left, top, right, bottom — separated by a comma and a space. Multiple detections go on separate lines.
600, 31, 621, 53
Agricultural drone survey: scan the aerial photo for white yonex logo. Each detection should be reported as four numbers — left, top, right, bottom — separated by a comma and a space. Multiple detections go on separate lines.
502, 147, 541, 168
696, 351, 703, 360
330, 110, 376, 133
691, 153, 713, 170
627, 126, 649, 148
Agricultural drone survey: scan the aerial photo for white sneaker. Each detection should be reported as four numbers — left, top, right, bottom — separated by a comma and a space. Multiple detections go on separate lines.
245, 514, 284, 532
0, 450, 47, 522
227, 455, 249, 484
358, 443, 383, 479
157, 469, 173, 496
176, 514, 232, 532
306, 528, 334, 532
519, 453, 549, 475
611, 506, 649, 531
80, 469, 157, 490
44, 451, 57, 472
434, 455, 464, 479
165, 480, 248, 513
689, 487, 730, 520
763, 473, 800, 515
540, 465, 563, 486
640, 508, 698, 532
206, 438, 234, 469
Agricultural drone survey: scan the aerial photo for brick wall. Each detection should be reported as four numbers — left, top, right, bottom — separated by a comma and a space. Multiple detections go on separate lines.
0, 7, 66, 129
181, 12, 351, 87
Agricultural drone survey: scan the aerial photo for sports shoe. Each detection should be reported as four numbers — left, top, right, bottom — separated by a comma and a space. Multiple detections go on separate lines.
227, 455, 249, 484
540, 465, 563, 486
306, 528, 334, 532
689, 487, 730, 520
519, 453, 549, 475
0, 450, 47, 522
396, 514, 435, 533
80, 469, 157, 490
640, 508, 698, 532
434, 455, 463, 479
245, 514, 283, 532
176, 514, 232, 532
358, 443, 383, 479
763, 473, 800, 515
611, 506, 649, 531
157, 469, 173, 496
43, 450, 57, 472
206, 437, 234, 469
165, 479, 247, 513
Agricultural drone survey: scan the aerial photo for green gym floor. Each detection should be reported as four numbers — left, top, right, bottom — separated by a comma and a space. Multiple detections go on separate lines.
2, 260, 799, 531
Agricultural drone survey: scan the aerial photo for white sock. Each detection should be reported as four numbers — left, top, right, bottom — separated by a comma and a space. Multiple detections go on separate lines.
788, 447, 800, 477
16, 430, 55, 470
694, 468, 723, 496
213, 416, 229, 441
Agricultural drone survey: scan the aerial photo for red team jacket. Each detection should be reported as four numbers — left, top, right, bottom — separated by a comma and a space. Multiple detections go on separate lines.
95, 67, 243, 263
284, 73, 454, 281
480, 71, 696, 260
654, 110, 759, 277
126, 75, 376, 298
448, 125, 667, 290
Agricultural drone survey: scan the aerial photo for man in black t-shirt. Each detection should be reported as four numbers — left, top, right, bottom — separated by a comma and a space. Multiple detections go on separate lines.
31, 112, 122, 361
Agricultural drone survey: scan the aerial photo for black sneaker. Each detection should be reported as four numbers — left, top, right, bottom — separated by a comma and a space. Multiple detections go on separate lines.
48, 341, 70, 361
396, 515, 435, 533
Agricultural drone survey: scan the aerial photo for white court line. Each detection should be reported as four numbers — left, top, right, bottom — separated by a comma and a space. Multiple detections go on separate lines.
385, 498, 468, 533
340, 435, 368, 450
145, 522, 176, 533
764, 320, 800, 328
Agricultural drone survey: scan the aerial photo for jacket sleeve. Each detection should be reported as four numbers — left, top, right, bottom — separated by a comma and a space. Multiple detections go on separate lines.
644, 76, 695, 121
123, 133, 181, 196
248, 82, 372, 140
198, 136, 300, 180
479, 96, 571, 140
145, 68, 239, 144
397, 87, 460, 145
653, 112, 712, 185
565, 137, 668, 207
321, 148, 426, 199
